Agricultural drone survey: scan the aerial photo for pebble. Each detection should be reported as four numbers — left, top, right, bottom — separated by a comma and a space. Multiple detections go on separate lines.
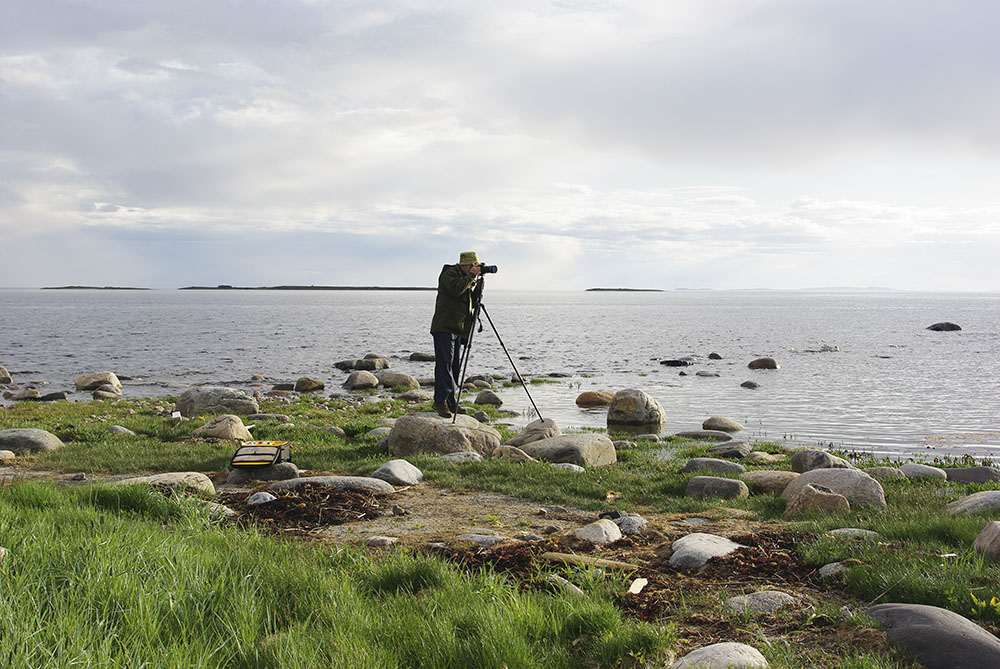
248, 491, 278, 505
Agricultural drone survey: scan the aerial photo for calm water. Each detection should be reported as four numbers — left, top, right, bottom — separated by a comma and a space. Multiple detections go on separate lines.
2, 288, 998, 461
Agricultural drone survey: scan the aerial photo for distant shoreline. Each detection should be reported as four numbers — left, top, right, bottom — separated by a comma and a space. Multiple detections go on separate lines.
585, 288, 664, 292
179, 285, 435, 291
42, 286, 151, 290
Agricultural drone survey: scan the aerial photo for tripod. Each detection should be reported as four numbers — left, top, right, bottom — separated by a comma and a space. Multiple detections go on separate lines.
453, 276, 543, 423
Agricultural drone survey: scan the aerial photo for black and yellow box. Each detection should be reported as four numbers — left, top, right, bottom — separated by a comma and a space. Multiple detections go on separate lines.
230, 441, 291, 469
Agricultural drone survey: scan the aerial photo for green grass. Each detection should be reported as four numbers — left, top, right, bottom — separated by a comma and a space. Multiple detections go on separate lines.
0, 480, 671, 668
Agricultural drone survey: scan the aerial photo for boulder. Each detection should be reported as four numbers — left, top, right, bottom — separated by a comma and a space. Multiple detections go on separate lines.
0, 428, 65, 453
614, 514, 647, 535
74, 371, 122, 393
39, 391, 71, 402
386, 413, 503, 458
685, 476, 749, 500
681, 458, 746, 475
517, 433, 617, 467
248, 491, 277, 505
782, 469, 886, 509
945, 490, 1000, 516
866, 603, 1000, 668
193, 414, 253, 441
926, 322, 962, 331
343, 370, 379, 390
0, 365, 11, 384
747, 357, 779, 370
899, 463, 947, 481
294, 377, 325, 392
575, 391, 614, 408
397, 389, 433, 402
744, 451, 785, 465
226, 462, 300, 484
175, 386, 259, 417
474, 389, 502, 406
741, 380, 760, 389
409, 352, 435, 362
669, 533, 744, 569
790, 449, 855, 473
14, 389, 42, 401
741, 470, 799, 495
268, 475, 394, 494
674, 430, 733, 442
371, 459, 424, 486
493, 445, 537, 463
108, 425, 135, 436
703, 416, 744, 432
118, 472, 215, 496
708, 442, 752, 459
607, 389, 666, 430
783, 483, 850, 517
864, 466, 905, 480
378, 371, 419, 389
670, 642, 769, 669
943, 466, 1000, 484
571, 519, 622, 544
506, 418, 561, 447
972, 521, 1000, 559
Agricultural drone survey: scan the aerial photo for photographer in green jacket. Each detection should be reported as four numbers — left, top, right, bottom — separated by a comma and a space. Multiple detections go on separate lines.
430, 251, 481, 418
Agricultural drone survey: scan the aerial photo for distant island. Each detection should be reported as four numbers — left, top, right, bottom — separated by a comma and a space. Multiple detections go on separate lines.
586, 288, 664, 292
42, 286, 150, 290
179, 285, 434, 291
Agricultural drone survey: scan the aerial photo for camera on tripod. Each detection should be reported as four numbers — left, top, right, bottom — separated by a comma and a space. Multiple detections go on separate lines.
477, 263, 498, 274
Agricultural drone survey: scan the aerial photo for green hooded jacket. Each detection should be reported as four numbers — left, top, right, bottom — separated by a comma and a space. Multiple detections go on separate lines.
430, 264, 476, 335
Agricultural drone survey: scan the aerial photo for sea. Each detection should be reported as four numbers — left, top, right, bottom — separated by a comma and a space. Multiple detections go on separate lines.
2, 288, 998, 462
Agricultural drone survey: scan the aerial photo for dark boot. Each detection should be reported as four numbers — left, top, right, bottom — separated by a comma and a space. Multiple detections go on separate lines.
433, 401, 453, 418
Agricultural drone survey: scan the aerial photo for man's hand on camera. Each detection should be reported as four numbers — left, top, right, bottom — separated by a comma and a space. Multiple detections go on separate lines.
469, 264, 481, 276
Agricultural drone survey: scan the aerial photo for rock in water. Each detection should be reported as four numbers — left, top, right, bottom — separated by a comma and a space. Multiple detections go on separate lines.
926, 322, 961, 331
74, 371, 122, 393
607, 389, 666, 430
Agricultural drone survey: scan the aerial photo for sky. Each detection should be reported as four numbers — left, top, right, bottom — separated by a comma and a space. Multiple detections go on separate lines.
2, 0, 999, 291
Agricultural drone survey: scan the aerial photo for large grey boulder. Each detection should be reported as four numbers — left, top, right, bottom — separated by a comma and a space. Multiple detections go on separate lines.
571, 519, 622, 544
117, 472, 215, 496
386, 413, 503, 458
506, 418, 561, 447
943, 466, 1000, 484
0, 365, 11, 384
681, 458, 746, 475
864, 466, 905, 481
371, 459, 424, 486
670, 642, 769, 668
0, 428, 65, 453
783, 483, 850, 517
268, 475, 394, 493
74, 371, 122, 393
517, 433, 617, 467
782, 469, 886, 509
945, 490, 1000, 516
702, 416, 744, 432
747, 357, 779, 370
972, 521, 1000, 559
193, 415, 253, 441
669, 533, 744, 569
226, 463, 299, 484
377, 371, 419, 389
790, 449, 855, 473
343, 370, 379, 390
294, 377, 325, 392
899, 463, 947, 481
708, 442, 752, 459
741, 470, 799, 495
866, 603, 1000, 669
607, 389, 666, 430
685, 476, 749, 500
175, 386, 259, 417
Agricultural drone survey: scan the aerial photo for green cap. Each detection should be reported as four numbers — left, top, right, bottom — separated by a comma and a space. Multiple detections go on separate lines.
459, 251, 479, 265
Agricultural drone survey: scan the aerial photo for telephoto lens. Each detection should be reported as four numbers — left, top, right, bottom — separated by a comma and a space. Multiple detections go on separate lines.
479, 264, 498, 274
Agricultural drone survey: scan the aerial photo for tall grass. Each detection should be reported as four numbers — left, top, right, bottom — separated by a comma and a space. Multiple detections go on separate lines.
0, 481, 670, 668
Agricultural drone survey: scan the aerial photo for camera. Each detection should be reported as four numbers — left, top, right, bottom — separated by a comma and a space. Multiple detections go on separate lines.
478, 263, 498, 274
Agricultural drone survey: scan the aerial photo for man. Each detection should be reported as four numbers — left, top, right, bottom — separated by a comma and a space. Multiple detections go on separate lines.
430, 251, 481, 418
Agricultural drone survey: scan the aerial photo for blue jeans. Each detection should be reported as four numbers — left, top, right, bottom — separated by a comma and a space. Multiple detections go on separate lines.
432, 331, 464, 407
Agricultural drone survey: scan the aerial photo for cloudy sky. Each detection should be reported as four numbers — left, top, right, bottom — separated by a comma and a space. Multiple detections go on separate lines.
2, 0, 998, 291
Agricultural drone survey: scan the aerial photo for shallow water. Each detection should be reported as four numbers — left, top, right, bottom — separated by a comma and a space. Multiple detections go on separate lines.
2, 288, 998, 461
